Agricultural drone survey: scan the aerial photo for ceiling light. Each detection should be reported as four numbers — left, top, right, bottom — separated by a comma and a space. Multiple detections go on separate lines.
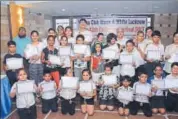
62, 9, 65, 11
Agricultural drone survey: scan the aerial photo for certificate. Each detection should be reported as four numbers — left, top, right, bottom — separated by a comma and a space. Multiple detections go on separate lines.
59, 46, 71, 56
6, 58, 23, 70
48, 55, 61, 65
103, 74, 117, 86
79, 82, 93, 92
117, 90, 134, 101
120, 54, 133, 64
17, 80, 34, 94
41, 82, 55, 92
168, 53, 178, 63
165, 79, 178, 88
24, 47, 38, 59
151, 80, 165, 90
92, 72, 104, 83
135, 84, 151, 96
105, 44, 119, 52
60, 56, 71, 68
61, 77, 79, 89
147, 50, 161, 60
73, 44, 87, 54
103, 49, 117, 59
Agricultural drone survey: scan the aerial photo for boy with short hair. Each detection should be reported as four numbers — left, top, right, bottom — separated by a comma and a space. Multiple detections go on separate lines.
3, 40, 23, 86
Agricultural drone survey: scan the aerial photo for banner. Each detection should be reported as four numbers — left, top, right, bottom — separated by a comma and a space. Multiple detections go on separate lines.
73, 17, 148, 37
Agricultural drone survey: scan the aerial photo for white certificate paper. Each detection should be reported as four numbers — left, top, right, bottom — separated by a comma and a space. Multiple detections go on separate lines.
120, 54, 133, 64
92, 72, 104, 83
48, 55, 61, 65
103, 74, 117, 86
135, 84, 151, 96
61, 77, 79, 89
165, 79, 178, 88
79, 82, 93, 92
168, 53, 178, 63
106, 44, 119, 52
17, 80, 34, 94
6, 58, 23, 70
41, 82, 55, 92
103, 49, 117, 59
147, 50, 161, 60
59, 46, 71, 56
117, 90, 134, 101
73, 44, 87, 54
151, 80, 165, 89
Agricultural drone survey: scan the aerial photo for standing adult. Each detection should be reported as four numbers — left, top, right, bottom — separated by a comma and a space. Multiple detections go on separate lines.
116, 28, 129, 49
42, 28, 60, 49
56, 25, 65, 40
13, 27, 31, 56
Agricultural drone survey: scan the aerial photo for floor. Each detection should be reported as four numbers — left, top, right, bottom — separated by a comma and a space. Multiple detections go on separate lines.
5, 104, 178, 119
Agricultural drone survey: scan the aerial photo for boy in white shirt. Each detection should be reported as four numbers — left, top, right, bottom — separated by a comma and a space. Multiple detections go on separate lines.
130, 72, 152, 117
144, 30, 164, 78
10, 68, 37, 119
38, 70, 58, 114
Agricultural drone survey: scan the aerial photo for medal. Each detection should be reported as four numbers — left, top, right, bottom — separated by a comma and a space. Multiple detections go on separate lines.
69, 99, 72, 104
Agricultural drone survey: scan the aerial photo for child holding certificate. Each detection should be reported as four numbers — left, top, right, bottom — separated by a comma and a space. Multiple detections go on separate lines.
58, 36, 73, 76
78, 69, 96, 116
148, 65, 166, 114
65, 26, 75, 45
165, 62, 178, 112
120, 40, 144, 80
98, 64, 120, 111
130, 72, 152, 117
24, 30, 44, 85
41, 35, 61, 88
3, 41, 23, 87
38, 70, 58, 114
10, 68, 37, 119
71, 35, 91, 80
103, 33, 121, 77
91, 43, 104, 82
144, 30, 164, 78
116, 75, 133, 116
59, 68, 78, 115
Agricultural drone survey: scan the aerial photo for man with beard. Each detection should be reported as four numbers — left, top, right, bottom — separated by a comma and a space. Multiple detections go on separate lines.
13, 27, 31, 56
13, 27, 31, 77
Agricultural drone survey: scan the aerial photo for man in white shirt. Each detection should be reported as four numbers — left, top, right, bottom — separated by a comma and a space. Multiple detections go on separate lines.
116, 28, 129, 48
73, 18, 93, 45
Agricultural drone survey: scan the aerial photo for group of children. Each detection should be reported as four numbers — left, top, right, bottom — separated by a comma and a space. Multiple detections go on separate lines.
2, 19, 178, 119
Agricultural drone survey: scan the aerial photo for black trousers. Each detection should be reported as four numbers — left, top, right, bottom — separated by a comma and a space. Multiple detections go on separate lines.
18, 104, 37, 119
165, 91, 178, 112
41, 97, 58, 114
61, 97, 76, 115
130, 101, 152, 117
6, 70, 17, 87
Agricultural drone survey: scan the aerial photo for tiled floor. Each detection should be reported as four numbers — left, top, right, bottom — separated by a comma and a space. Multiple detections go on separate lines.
6, 103, 178, 119
6, 106, 178, 119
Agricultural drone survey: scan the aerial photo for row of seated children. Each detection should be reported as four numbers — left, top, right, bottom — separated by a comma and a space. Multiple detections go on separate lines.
10, 62, 178, 119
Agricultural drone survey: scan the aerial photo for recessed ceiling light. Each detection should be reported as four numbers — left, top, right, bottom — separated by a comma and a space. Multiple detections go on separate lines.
61, 9, 66, 12
94, 8, 98, 10
153, 6, 159, 9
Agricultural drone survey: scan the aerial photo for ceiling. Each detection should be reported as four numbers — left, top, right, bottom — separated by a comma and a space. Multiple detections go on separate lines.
4, 0, 178, 16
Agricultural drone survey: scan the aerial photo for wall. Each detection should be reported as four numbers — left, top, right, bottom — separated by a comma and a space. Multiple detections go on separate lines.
154, 13, 178, 46
1, 4, 10, 73
24, 9, 53, 40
